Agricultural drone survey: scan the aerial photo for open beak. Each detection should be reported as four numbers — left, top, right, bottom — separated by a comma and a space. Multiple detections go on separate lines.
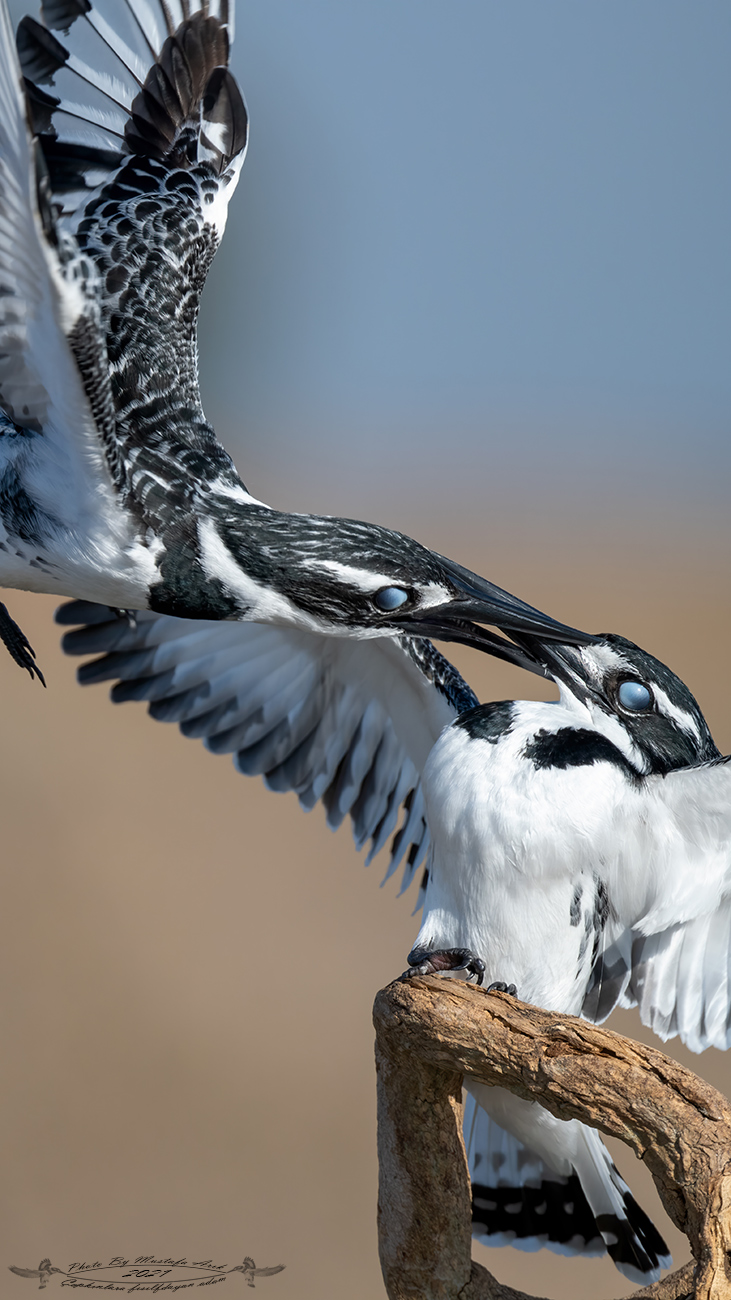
507, 633, 593, 695
394, 555, 596, 677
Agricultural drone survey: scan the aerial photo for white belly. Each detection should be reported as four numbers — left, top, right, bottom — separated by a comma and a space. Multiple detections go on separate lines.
414, 704, 629, 1013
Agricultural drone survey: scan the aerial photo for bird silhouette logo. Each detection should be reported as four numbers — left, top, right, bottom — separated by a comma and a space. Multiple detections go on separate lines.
230, 1257, 286, 1287
9, 1260, 63, 1289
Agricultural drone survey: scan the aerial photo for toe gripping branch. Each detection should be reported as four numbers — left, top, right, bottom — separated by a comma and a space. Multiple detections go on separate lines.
0, 603, 45, 686
405, 950, 519, 996
406, 947, 486, 986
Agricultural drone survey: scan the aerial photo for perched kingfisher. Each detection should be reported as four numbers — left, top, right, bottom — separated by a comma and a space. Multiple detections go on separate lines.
58, 607, 729, 1284
403, 629, 729, 1283
0, 0, 586, 681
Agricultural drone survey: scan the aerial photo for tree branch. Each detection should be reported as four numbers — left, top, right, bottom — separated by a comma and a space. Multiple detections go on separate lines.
373, 976, 731, 1300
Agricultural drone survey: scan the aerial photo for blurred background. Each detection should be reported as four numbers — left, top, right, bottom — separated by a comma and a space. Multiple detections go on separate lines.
2, 2, 730, 1298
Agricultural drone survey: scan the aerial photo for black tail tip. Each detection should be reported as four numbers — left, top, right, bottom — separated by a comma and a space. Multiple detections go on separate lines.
596, 1193, 672, 1284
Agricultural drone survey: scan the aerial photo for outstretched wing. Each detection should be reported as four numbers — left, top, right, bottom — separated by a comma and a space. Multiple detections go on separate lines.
18, 0, 250, 529
0, 0, 148, 600
57, 601, 479, 894
584, 756, 731, 1053
0, 0, 109, 462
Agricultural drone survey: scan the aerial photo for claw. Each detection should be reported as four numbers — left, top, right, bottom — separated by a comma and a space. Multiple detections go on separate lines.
486, 980, 517, 997
0, 603, 45, 686
404, 946, 486, 986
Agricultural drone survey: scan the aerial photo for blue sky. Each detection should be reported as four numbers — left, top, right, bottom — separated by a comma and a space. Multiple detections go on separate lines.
191, 0, 730, 521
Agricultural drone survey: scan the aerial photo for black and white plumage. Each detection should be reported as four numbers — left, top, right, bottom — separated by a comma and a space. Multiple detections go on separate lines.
0, 0, 246, 620
416, 634, 724, 1045
0, 0, 589, 679
56, 600, 482, 886
409, 631, 731, 1282
61, 611, 731, 1283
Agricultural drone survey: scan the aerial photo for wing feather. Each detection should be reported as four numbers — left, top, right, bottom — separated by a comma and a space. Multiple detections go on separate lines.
0, 3, 84, 430
0, 0, 127, 537
584, 757, 731, 1052
17, 0, 250, 525
58, 601, 464, 889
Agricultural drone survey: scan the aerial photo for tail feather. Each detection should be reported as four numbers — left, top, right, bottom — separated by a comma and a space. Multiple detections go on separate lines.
466, 1093, 604, 1260
472, 1171, 605, 1258
465, 1087, 671, 1285
573, 1124, 672, 1285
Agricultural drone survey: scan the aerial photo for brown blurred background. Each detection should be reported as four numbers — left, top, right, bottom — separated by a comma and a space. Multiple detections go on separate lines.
1, 511, 729, 1300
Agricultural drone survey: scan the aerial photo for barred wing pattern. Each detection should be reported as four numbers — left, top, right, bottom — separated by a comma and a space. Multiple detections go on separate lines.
17, 0, 250, 536
58, 600, 479, 891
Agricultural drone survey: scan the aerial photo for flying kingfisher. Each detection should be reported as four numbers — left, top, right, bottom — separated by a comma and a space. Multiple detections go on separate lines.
0, 0, 586, 680
58, 604, 730, 1285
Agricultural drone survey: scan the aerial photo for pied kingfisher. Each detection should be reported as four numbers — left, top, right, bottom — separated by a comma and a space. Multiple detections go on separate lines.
407, 630, 728, 1284
0, 0, 586, 683
57, 607, 729, 1284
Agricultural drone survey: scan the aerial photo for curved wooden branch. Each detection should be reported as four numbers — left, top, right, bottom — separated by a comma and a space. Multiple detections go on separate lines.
373, 976, 731, 1300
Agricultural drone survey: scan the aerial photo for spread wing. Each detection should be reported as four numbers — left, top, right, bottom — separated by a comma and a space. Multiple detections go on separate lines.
17, 0, 250, 534
584, 756, 731, 1053
0, 0, 120, 525
57, 601, 478, 894
0, 0, 252, 612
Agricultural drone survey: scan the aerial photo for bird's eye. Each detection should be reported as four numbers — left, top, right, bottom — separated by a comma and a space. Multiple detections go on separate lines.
373, 586, 410, 611
617, 680, 653, 712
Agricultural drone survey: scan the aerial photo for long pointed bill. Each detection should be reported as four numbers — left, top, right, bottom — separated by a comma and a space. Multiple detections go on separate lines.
395, 555, 596, 670
509, 634, 593, 695
400, 618, 553, 678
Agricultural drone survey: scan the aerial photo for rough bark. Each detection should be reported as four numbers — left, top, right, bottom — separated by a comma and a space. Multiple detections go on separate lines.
374, 976, 731, 1300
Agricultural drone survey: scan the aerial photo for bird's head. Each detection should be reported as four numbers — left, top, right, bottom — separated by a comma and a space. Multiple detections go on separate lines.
517, 631, 720, 773
212, 510, 594, 668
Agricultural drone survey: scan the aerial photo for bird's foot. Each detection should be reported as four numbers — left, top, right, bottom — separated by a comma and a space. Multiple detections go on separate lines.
0, 603, 45, 686
486, 980, 518, 997
404, 946, 486, 986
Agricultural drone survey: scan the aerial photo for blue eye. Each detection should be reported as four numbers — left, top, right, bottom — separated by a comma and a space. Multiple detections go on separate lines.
374, 586, 410, 611
618, 680, 653, 712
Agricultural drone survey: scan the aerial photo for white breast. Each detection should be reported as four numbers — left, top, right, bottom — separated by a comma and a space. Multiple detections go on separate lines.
414, 701, 632, 1012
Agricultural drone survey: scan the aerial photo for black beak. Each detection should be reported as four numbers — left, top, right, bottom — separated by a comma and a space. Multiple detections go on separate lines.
393, 556, 596, 677
508, 633, 592, 694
